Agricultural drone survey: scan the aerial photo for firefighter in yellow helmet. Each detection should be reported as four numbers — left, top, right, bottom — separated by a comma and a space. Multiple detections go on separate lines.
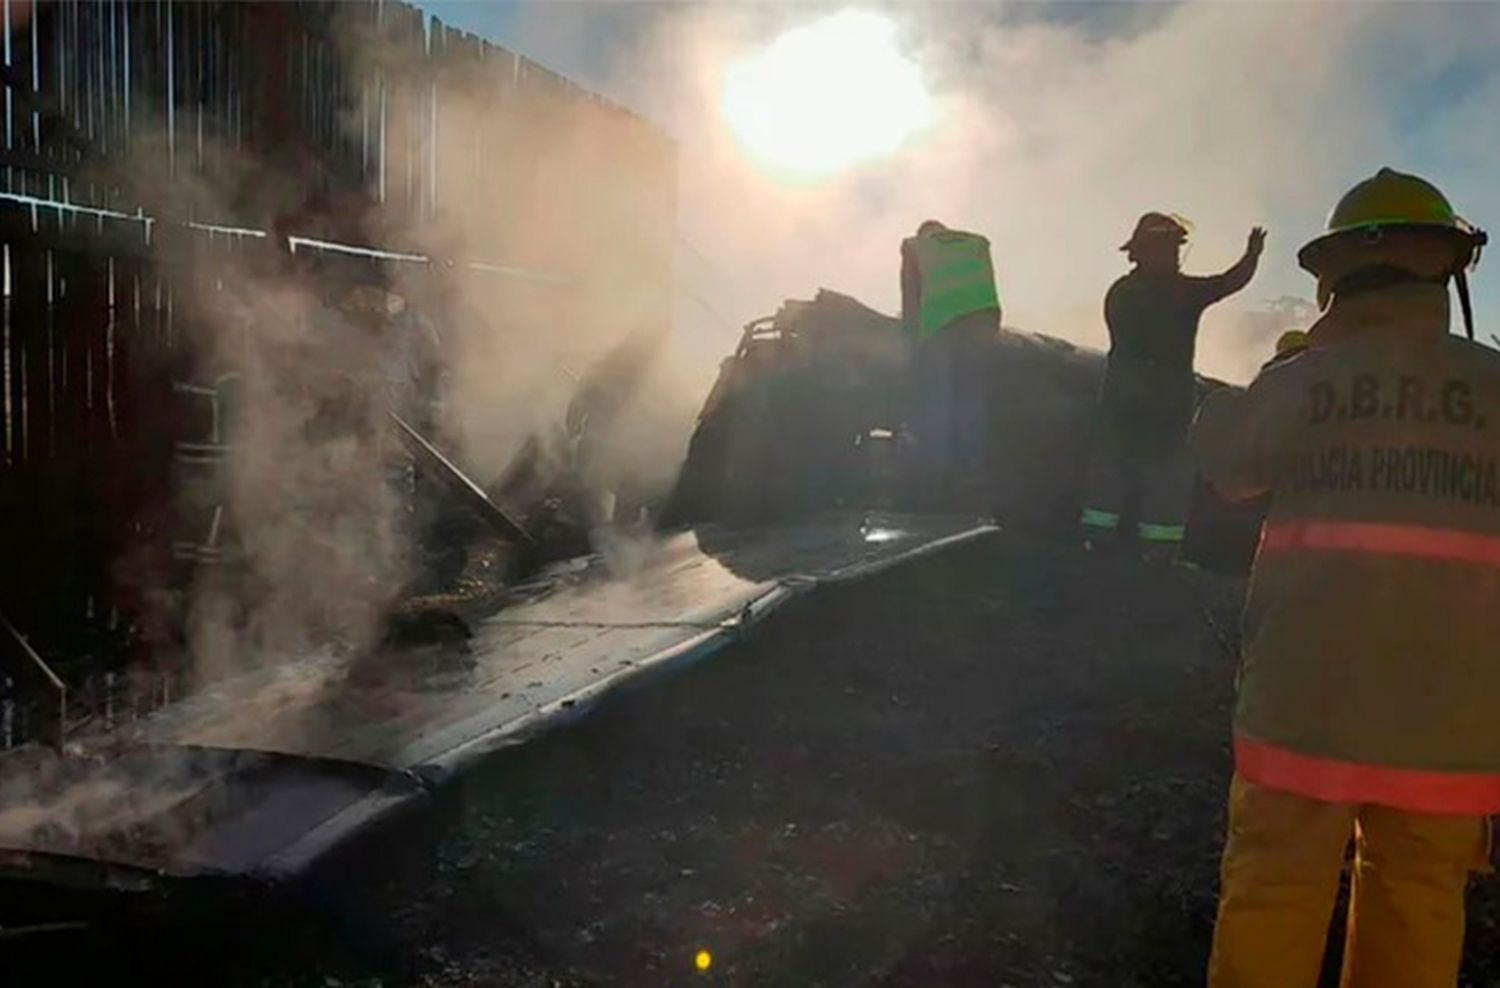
1272, 329, 1309, 361
1080, 213, 1265, 554
1192, 168, 1493, 988
900, 220, 1002, 510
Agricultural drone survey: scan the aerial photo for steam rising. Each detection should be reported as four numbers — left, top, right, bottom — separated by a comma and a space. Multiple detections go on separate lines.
150, 228, 420, 682
5, 0, 1495, 870
153, 0, 1497, 681
91, 7, 699, 687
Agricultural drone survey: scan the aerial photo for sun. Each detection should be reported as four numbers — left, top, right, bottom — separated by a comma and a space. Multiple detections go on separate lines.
722, 10, 934, 178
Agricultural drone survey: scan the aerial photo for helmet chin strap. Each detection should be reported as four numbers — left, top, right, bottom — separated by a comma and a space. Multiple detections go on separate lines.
1458, 228, 1487, 342
1456, 269, 1476, 341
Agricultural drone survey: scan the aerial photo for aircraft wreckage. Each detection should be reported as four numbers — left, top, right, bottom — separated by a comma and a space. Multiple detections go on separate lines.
0, 290, 1262, 895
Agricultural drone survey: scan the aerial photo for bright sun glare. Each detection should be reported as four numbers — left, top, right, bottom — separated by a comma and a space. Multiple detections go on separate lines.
722, 10, 934, 177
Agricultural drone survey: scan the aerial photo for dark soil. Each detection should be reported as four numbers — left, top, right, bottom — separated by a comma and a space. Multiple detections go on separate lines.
13, 535, 1500, 986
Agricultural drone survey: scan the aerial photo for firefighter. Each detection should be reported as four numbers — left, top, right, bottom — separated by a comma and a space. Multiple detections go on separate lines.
900, 220, 1002, 510
1081, 213, 1265, 553
1192, 168, 1493, 988
1271, 329, 1310, 363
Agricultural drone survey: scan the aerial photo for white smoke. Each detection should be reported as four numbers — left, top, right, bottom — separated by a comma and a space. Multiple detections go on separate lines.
449, 0, 1500, 383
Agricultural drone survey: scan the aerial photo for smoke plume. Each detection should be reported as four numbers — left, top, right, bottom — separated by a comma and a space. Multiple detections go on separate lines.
87, 5, 708, 685
475, 0, 1500, 383
69, 0, 1500, 682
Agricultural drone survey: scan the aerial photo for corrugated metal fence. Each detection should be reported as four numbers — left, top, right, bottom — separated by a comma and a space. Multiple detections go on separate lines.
0, 0, 676, 737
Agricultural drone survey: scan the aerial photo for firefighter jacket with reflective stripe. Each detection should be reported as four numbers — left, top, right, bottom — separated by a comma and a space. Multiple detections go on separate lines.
1191, 281, 1500, 814
903, 231, 1001, 338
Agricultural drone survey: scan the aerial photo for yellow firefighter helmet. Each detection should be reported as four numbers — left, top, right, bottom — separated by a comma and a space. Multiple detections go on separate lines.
1274, 329, 1309, 357
1298, 168, 1486, 325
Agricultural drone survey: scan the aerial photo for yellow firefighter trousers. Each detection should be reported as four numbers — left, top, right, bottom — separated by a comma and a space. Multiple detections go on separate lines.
1208, 775, 1489, 988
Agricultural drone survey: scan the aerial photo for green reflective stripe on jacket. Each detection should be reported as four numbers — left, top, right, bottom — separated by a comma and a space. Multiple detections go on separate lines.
1080, 508, 1120, 530
1138, 522, 1185, 543
908, 231, 1000, 338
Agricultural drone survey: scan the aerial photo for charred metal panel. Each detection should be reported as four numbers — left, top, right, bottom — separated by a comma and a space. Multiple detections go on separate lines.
0, 515, 993, 889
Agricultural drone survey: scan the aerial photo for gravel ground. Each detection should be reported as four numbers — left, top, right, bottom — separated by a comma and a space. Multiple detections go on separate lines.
15, 533, 1500, 986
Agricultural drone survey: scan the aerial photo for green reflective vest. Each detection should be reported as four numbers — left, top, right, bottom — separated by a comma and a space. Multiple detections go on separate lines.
906, 231, 1001, 338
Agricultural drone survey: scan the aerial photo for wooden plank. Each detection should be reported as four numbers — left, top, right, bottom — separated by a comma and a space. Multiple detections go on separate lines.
219, 3, 235, 155
104, 0, 120, 166
167, 0, 184, 192
108, 224, 143, 446
343, 7, 362, 181
90, 246, 111, 452
1, 2, 12, 198
14, 2, 32, 199
89, 0, 104, 167
20, 242, 59, 623
77, 0, 94, 150
352, 10, 366, 183
103, 0, 117, 159
123, 1, 142, 159
118, 0, 135, 184
70, 0, 90, 202
372, 2, 386, 202
213, 0, 224, 152
0, 250, 7, 471
200, 0, 214, 166
423, 18, 439, 224
99, 0, 118, 200
378, 5, 399, 214
324, 17, 336, 156
225, 1, 241, 152
2, 3, 15, 197
43, 0, 65, 196
198, 0, 212, 173
260, 0, 290, 177
308, 4, 322, 160
290, 2, 303, 157
154, 0, 171, 182
159, 0, 174, 183
42, 213, 66, 468
311, 26, 324, 159
467, 30, 484, 210
181, 0, 196, 184
234, 0, 254, 155
130, 0, 151, 149
183, 0, 197, 179
212, 0, 226, 152
192, 1, 207, 182
0, 204, 24, 472
213, 1, 230, 154
55, 232, 110, 458
54, 230, 105, 622
0, 207, 24, 616
12, 207, 42, 473
35, 1, 56, 199
395, 2, 417, 219
54, 222, 79, 465
413, 13, 426, 219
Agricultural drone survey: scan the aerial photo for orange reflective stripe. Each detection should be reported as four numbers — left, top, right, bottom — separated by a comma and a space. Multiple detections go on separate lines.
1235, 736, 1500, 815
1261, 520, 1500, 567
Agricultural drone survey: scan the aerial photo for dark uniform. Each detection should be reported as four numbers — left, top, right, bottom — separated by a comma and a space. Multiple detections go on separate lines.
1082, 225, 1260, 546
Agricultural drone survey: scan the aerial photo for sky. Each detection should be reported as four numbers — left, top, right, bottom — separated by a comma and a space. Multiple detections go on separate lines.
416, 0, 1500, 383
